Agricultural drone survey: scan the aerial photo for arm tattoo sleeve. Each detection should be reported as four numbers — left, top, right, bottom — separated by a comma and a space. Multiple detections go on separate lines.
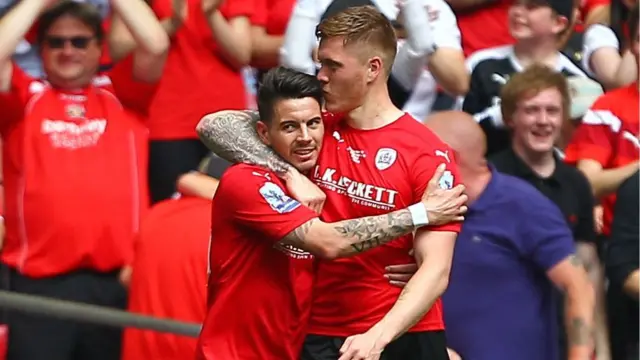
282, 209, 415, 256
196, 110, 293, 176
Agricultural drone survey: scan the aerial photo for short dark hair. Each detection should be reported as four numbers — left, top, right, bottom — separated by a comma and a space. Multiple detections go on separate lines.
37, 1, 104, 45
628, 3, 639, 42
257, 67, 324, 124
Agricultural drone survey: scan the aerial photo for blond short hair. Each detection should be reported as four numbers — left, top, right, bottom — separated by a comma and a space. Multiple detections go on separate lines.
316, 5, 397, 74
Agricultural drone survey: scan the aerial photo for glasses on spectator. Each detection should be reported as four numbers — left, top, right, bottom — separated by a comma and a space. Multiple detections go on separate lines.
44, 36, 94, 49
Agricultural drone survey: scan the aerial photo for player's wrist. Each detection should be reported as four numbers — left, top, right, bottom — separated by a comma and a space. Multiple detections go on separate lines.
407, 203, 429, 227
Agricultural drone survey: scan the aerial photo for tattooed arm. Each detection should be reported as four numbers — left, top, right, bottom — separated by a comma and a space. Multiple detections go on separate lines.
282, 165, 467, 259
282, 209, 415, 259
196, 110, 293, 176
548, 255, 596, 360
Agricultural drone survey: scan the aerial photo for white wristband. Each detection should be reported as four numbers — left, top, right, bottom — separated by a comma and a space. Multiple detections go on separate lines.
408, 203, 429, 227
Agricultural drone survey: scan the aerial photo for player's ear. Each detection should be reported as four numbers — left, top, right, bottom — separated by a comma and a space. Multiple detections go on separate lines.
256, 121, 271, 146
367, 56, 383, 83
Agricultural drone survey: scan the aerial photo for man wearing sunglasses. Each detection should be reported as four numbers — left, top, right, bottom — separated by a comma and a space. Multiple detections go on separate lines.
0, 1, 168, 360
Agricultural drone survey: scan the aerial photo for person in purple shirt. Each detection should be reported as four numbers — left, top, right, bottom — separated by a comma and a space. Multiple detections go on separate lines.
424, 111, 595, 360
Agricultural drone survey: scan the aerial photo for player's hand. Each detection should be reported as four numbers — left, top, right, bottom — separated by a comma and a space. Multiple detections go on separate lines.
384, 263, 417, 288
282, 168, 326, 215
338, 329, 386, 360
421, 163, 467, 226
447, 347, 462, 360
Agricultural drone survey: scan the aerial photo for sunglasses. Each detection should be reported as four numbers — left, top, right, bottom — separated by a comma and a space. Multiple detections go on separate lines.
44, 36, 94, 49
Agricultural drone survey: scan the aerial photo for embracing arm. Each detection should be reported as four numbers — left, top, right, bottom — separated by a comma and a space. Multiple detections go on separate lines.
282, 166, 466, 259
282, 209, 415, 259
196, 110, 293, 176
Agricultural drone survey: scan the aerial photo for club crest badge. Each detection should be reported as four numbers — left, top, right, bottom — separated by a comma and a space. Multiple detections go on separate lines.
375, 148, 397, 171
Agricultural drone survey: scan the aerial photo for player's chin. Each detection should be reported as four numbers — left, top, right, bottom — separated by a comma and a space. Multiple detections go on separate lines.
291, 154, 318, 174
324, 100, 349, 114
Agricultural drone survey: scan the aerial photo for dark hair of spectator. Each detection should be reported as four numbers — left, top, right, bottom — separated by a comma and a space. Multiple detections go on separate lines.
257, 67, 324, 124
500, 64, 571, 124
36, 1, 104, 46
628, 3, 639, 42
316, 5, 397, 75
610, 0, 635, 46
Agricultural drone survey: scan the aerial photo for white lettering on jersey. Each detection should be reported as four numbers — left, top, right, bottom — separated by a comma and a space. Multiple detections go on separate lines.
273, 242, 313, 260
313, 167, 398, 210
41, 118, 107, 149
439, 170, 454, 189
347, 146, 366, 164
259, 182, 301, 213
375, 148, 397, 171
435, 149, 451, 163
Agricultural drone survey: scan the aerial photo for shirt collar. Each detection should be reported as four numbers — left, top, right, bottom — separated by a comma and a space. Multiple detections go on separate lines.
502, 147, 565, 185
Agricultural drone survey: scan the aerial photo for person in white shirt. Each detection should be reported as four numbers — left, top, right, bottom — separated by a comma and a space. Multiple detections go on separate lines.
582, 22, 637, 89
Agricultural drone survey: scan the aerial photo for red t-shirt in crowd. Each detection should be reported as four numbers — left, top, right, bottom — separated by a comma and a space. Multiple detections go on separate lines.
308, 113, 462, 336
196, 164, 318, 360
456, 0, 514, 56
252, 0, 296, 35
0, 56, 154, 278
122, 196, 211, 360
147, 0, 255, 140
574, 0, 610, 32
565, 83, 639, 236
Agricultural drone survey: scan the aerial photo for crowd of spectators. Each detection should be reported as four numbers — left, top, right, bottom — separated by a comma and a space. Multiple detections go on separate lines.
0, 0, 636, 359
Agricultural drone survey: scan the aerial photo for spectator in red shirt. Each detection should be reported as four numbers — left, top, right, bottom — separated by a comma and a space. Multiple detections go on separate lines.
0, 1, 168, 359
250, 0, 295, 73
565, 6, 639, 237
145, 0, 254, 204
122, 166, 219, 360
446, 0, 514, 56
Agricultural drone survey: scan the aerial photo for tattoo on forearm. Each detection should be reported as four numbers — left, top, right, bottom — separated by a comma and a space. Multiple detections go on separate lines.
567, 317, 593, 346
335, 209, 414, 253
196, 110, 292, 176
283, 219, 316, 244
281, 210, 415, 256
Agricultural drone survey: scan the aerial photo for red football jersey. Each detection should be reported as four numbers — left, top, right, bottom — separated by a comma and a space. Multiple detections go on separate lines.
123, 197, 210, 360
146, 0, 255, 140
308, 113, 462, 336
565, 83, 639, 236
196, 164, 318, 360
0, 57, 153, 277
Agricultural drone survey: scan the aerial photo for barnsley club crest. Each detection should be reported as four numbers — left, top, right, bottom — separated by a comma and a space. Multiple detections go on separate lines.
374, 148, 397, 171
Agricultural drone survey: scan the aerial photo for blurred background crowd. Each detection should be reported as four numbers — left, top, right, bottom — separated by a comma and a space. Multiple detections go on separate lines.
0, 0, 636, 359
